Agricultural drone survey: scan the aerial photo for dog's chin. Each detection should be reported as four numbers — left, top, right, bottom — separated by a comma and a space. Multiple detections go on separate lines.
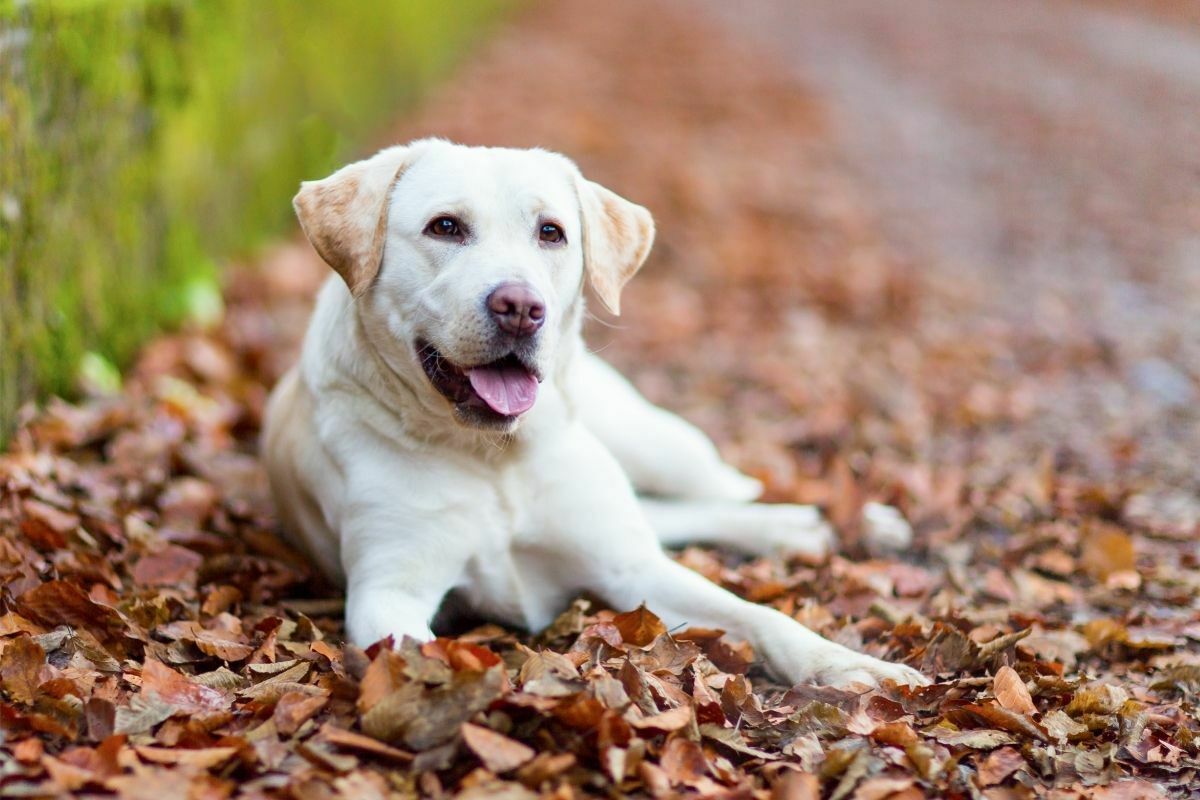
452, 404, 524, 432
416, 339, 543, 431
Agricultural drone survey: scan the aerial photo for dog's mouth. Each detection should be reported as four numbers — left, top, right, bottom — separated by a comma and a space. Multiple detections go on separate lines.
416, 340, 543, 422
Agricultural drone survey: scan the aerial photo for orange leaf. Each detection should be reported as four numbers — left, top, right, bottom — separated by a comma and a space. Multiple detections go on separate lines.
357, 648, 406, 714
993, 666, 1037, 716
977, 746, 1027, 786
273, 690, 328, 736
0, 635, 46, 704
140, 658, 232, 716
628, 704, 692, 733
613, 605, 667, 647
659, 736, 709, 787
1079, 523, 1135, 580
461, 722, 534, 773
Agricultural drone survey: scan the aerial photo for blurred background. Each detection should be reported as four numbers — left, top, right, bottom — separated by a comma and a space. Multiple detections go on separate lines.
2, 0, 1197, 518
0, 0, 503, 437
3, 4, 1199, 793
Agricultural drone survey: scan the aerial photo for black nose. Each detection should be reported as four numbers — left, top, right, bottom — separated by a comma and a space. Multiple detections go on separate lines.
487, 282, 545, 337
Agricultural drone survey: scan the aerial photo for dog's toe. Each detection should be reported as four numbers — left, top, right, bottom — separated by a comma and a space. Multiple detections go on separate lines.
862, 502, 914, 552
758, 505, 835, 558
813, 655, 929, 690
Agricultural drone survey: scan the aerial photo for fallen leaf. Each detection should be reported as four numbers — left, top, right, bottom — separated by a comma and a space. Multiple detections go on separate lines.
319, 723, 413, 763
362, 665, 505, 750
612, 605, 667, 647
461, 722, 535, 773
16, 581, 123, 642
992, 666, 1037, 716
659, 736, 709, 786
274, 690, 328, 736
134, 745, 238, 769
1079, 523, 1135, 580
977, 746, 1026, 786
0, 635, 46, 704
628, 703, 692, 733
929, 728, 1016, 749
139, 658, 232, 716
132, 545, 204, 589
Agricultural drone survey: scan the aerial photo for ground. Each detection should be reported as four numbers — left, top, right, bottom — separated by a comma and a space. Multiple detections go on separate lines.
1, 1, 1198, 797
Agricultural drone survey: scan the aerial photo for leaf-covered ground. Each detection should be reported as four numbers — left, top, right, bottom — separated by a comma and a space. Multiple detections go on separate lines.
2, 1, 1198, 797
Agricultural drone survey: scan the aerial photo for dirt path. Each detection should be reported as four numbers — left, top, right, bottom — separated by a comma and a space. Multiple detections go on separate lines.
699, 0, 1200, 493
1, 1, 1198, 797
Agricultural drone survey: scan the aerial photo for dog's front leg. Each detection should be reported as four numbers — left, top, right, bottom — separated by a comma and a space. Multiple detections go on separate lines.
599, 552, 925, 687
339, 499, 475, 648
525, 425, 927, 688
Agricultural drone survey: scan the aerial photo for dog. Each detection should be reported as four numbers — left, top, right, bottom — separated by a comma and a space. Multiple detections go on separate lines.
263, 139, 926, 688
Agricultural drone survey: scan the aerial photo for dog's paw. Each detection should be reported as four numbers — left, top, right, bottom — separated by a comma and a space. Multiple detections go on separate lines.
750, 504, 836, 559
788, 648, 930, 689
823, 657, 930, 689
702, 466, 764, 503
862, 502, 914, 552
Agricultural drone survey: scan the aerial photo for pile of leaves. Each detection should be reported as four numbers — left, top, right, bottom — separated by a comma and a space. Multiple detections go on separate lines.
3, 0, 1199, 796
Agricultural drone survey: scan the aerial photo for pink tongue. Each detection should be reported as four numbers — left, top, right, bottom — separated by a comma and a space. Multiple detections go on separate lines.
467, 362, 539, 416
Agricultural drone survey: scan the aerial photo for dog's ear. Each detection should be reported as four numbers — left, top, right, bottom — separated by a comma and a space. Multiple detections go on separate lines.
293, 145, 413, 296
576, 178, 655, 315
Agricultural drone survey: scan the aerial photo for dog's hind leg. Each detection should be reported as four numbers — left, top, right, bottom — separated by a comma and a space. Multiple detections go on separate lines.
523, 425, 927, 689
640, 498, 835, 558
569, 351, 762, 502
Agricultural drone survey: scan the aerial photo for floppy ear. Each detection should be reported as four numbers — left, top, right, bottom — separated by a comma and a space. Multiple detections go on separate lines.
293, 145, 413, 296
576, 177, 655, 315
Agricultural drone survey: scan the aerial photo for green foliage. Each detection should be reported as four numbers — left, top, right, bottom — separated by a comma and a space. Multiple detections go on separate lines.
0, 0, 503, 440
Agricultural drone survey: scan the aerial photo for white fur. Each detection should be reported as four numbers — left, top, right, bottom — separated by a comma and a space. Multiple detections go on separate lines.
263, 139, 926, 688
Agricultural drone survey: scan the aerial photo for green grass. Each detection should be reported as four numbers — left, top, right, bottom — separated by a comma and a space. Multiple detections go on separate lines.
0, 1, 505, 441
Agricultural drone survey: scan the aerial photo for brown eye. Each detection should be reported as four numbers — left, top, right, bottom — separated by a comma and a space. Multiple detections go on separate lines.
539, 223, 565, 244
426, 216, 463, 238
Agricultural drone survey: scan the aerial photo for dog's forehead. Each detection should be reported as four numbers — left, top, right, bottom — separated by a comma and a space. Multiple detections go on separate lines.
401, 145, 577, 212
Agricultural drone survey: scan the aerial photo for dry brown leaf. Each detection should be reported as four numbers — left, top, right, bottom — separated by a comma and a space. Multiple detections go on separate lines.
516, 752, 576, 786
0, 635, 46, 704
612, 605, 667, 647
139, 658, 232, 716
362, 666, 505, 750
132, 545, 204, 588
992, 666, 1037, 716
357, 648, 407, 713
659, 736, 710, 787
423, 638, 503, 671
772, 770, 821, 800
16, 581, 124, 642
134, 746, 238, 769
976, 746, 1026, 786
628, 703, 692, 733
319, 724, 414, 763
274, 690, 329, 736
852, 775, 918, 800
1079, 523, 1136, 580
461, 722, 535, 773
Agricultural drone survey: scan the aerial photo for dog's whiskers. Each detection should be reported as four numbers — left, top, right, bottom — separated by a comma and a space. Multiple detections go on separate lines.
584, 308, 626, 330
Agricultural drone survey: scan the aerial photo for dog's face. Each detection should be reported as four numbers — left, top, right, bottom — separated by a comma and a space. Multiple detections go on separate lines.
293, 140, 654, 431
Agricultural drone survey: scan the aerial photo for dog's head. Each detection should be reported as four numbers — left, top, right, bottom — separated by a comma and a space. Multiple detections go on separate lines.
293, 139, 654, 431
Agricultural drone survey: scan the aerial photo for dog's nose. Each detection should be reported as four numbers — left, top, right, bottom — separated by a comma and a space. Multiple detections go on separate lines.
487, 282, 545, 337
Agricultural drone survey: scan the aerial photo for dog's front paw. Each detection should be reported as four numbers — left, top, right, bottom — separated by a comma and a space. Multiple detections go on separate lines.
751, 504, 837, 559
703, 466, 764, 503
821, 655, 930, 689
862, 502, 914, 552
787, 646, 930, 689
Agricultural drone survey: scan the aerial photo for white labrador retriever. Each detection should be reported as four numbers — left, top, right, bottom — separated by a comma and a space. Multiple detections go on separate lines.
263, 139, 926, 687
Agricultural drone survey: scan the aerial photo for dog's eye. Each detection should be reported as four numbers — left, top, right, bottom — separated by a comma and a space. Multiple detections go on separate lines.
425, 216, 464, 239
539, 223, 565, 245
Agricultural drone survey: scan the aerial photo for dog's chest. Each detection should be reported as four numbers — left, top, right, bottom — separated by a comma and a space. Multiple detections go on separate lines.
455, 459, 572, 631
